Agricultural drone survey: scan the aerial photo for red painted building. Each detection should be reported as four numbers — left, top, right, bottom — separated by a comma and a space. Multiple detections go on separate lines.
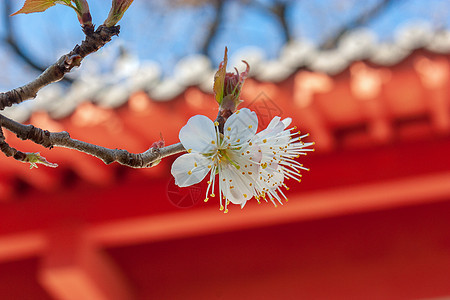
0, 43, 450, 299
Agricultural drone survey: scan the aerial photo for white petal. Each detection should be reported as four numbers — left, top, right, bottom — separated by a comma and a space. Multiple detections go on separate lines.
171, 153, 211, 187
223, 108, 258, 145
179, 115, 217, 153
219, 165, 253, 205
281, 117, 292, 128
254, 117, 285, 141
267, 116, 281, 129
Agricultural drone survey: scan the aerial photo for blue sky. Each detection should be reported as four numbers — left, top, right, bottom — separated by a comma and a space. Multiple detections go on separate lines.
0, 0, 449, 91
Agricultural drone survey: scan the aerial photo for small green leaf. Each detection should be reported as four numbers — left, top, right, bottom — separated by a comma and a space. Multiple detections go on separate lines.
104, 0, 134, 27
11, 0, 61, 16
23, 152, 58, 169
213, 47, 228, 104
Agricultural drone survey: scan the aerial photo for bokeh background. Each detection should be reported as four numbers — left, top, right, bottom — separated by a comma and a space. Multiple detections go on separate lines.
1, 0, 450, 299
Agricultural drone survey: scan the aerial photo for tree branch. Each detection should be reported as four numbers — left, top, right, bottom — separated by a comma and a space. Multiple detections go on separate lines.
320, 0, 391, 49
200, 0, 224, 56
0, 25, 120, 110
0, 124, 27, 162
0, 114, 186, 168
3, 0, 73, 84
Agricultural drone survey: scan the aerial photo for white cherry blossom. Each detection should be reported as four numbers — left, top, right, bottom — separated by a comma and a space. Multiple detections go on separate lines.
171, 108, 260, 213
250, 116, 314, 207
171, 108, 314, 212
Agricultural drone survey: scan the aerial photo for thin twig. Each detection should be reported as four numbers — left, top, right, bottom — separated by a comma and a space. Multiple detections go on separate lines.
0, 124, 27, 162
3, 0, 73, 83
320, 0, 391, 49
201, 0, 224, 56
0, 114, 186, 168
0, 25, 120, 110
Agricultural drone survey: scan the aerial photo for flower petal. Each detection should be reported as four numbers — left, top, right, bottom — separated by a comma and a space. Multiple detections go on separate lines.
281, 117, 292, 128
253, 116, 285, 143
219, 164, 253, 205
222, 108, 258, 145
179, 115, 217, 153
171, 153, 211, 187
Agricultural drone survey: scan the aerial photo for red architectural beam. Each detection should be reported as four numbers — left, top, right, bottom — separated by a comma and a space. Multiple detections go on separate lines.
89, 171, 450, 248
38, 226, 134, 300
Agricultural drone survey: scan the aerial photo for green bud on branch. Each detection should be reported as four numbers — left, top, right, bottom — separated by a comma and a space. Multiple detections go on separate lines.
104, 0, 134, 27
23, 152, 58, 169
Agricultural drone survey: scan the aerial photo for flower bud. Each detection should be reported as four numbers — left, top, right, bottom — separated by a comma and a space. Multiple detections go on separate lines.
104, 0, 134, 27
213, 47, 250, 129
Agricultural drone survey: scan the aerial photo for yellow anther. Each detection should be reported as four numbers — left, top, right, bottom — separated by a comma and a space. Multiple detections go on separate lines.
263, 139, 267, 143
261, 162, 267, 169
224, 209, 229, 213
188, 171, 192, 175
248, 125, 253, 129
227, 127, 231, 131
210, 193, 216, 197
211, 140, 216, 144
236, 139, 240, 142
249, 142, 253, 146
194, 162, 197, 167
226, 200, 230, 205
187, 149, 192, 153
214, 121, 219, 126
208, 165, 212, 169
243, 194, 247, 197
236, 110, 240, 114
248, 172, 252, 175
204, 198, 209, 202
219, 205, 224, 211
